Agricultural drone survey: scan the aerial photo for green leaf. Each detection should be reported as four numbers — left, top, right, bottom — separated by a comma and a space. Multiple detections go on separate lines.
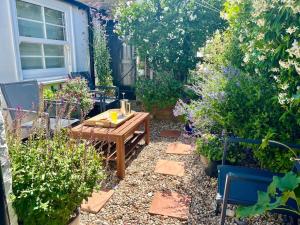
275, 172, 300, 192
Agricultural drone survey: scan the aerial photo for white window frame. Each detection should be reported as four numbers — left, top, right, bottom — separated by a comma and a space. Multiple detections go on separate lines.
15, 0, 74, 82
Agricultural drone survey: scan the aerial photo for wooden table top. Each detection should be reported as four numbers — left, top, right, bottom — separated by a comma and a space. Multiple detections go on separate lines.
70, 112, 150, 141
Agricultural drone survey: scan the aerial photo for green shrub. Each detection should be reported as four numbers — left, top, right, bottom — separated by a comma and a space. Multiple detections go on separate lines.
8, 131, 105, 225
197, 134, 223, 161
220, 72, 297, 172
115, 0, 225, 80
43, 88, 57, 100
186, 0, 300, 173
57, 78, 94, 115
196, 133, 243, 163
135, 72, 183, 111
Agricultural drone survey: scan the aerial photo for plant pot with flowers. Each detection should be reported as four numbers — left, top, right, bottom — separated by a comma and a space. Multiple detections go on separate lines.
135, 72, 183, 120
7, 127, 105, 225
43, 78, 94, 120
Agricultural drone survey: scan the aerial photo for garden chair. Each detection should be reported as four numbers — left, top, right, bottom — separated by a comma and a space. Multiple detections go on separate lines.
216, 137, 300, 225
0, 80, 78, 138
70, 72, 119, 113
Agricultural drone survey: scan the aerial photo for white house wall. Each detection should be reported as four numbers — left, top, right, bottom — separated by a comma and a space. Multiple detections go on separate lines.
0, 0, 90, 84
0, 0, 20, 83
72, 6, 90, 73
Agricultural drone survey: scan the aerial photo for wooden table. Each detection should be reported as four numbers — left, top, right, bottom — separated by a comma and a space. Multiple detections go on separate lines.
70, 112, 150, 179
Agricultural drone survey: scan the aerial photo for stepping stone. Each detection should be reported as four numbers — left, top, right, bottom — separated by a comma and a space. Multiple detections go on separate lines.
81, 190, 114, 214
149, 191, 191, 220
166, 142, 192, 155
160, 130, 181, 138
154, 160, 185, 177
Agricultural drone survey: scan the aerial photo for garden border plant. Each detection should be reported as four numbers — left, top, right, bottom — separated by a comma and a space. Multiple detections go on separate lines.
174, 0, 300, 173
7, 124, 105, 225
135, 72, 183, 113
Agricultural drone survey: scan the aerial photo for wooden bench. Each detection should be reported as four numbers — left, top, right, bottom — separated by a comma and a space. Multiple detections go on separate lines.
70, 112, 150, 179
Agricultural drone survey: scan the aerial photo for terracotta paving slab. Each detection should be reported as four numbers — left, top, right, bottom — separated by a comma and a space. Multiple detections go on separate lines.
159, 130, 181, 138
166, 142, 192, 155
149, 192, 191, 220
154, 160, 185, 177
81, 190, 114, 214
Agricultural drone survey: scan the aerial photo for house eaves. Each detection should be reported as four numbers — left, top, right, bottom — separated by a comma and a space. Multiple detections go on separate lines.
62, 0, 90, 9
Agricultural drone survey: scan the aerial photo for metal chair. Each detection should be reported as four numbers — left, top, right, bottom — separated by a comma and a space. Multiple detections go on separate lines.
216, 137, 300, 225
0, 80, 78, 138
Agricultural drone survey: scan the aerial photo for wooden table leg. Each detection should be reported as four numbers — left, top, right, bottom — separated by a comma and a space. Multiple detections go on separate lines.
144, 116, 150, 145
116, 137, 125, 179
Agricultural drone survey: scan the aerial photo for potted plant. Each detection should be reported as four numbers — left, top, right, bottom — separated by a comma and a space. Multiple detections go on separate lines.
7, 129, 105, 225
135, 72, 183, 120
44, 78, 94, 120
196, 133, 243, 177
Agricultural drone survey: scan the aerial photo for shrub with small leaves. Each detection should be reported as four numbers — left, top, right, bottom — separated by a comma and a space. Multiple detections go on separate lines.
135, 72, 183, 111
57, 78, 94, 116
196, 133, 243, 163
8, 131, 105, 225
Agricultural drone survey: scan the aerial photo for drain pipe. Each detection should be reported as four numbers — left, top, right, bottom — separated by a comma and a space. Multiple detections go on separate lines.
0, 167, 9, 225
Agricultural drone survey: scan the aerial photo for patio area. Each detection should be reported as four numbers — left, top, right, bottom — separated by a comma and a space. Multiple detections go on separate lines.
80, 118, 278, 225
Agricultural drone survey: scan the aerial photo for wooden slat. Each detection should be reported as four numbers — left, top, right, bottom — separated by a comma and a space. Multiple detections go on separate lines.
111, 113, 145, 135
70, 113, 148, 139
106, 131, 145, 161
113, 113, 147, 136
70, 125, 118, 142
119, 113, 149, 137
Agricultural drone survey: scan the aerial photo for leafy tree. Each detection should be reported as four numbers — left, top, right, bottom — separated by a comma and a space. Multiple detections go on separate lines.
115, 0, 225, 81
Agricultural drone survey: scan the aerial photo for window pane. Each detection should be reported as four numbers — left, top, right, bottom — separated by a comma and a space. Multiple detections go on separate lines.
16, 0, 42, 21
18, 19, 44, 38
44, 45, 64, 56
45, 57, 65, 68
45, 8, 65, 26
21, 57, 43, 69
46, 25, 65, 40
20, 43, 42, 56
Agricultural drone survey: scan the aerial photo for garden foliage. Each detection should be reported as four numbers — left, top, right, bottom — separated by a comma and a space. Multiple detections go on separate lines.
196, 133, 243, 163
135, 72, 183, 111
175, 0, 300, 172
56, 78, 94, 116
115, 0, 225, 81
8, 130, 104, 225
237, 171, 300, 218
93, 20, 113, 86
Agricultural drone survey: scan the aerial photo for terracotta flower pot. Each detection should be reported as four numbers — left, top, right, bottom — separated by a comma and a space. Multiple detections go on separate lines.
141, 104, 175, 120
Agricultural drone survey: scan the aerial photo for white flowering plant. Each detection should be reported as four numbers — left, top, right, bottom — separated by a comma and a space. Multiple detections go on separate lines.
114, 0, 225, 81
223, 0, 300, 106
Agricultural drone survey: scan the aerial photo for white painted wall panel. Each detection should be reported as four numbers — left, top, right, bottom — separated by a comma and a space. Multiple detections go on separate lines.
0, 0, 20, 83
72, 6, 90, 73
0, 0, 90, 84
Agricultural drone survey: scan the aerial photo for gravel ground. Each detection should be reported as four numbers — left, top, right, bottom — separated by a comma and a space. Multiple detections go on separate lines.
80, 119, 280, 225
